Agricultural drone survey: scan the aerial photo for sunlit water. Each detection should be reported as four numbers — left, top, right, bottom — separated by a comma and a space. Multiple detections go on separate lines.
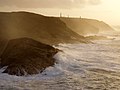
0, 33, 120, 90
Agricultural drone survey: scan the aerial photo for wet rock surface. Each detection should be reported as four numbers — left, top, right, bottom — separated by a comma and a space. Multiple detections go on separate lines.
0, 38, 58, 76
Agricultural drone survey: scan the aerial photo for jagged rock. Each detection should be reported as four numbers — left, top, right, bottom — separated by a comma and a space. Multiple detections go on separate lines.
0, 38, 58, 76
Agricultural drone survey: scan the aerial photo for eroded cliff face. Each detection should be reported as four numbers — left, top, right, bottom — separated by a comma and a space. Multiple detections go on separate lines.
0, 38, 58, 76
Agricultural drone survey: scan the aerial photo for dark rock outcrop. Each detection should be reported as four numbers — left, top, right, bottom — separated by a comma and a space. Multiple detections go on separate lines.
0, 38, 58, 76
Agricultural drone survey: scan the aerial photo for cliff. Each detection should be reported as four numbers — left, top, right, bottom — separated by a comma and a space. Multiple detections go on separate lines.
0, 11, 88, 44
60, 17, 114, 35
0, 11, 90, 55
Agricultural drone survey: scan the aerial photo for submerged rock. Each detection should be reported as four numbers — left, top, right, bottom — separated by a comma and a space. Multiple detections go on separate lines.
0, 38, 58, 76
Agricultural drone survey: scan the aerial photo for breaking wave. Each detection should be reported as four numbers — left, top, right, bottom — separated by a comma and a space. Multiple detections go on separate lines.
0, 33, 120, 90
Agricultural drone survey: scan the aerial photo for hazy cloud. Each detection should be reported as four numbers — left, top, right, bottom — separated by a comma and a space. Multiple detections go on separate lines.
0, 0, 101, 9
88, 0, 101, 5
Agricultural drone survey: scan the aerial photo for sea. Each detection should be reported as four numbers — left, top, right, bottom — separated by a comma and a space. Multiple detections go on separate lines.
0, 32, 120, 90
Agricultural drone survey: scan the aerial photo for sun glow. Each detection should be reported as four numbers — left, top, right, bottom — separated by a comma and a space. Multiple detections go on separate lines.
0, 0, 120, 25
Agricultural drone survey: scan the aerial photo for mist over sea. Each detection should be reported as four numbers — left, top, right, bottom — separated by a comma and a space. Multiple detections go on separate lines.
0, 32, 120, 90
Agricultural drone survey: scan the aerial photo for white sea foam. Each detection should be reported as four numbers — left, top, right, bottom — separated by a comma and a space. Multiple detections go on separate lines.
0, 33, 120, 90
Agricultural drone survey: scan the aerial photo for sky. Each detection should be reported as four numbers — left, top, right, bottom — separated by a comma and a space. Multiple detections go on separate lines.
0, 0, 120, 25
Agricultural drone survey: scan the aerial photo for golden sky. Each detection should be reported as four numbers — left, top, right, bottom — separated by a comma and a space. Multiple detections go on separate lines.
0, 0, 120, 25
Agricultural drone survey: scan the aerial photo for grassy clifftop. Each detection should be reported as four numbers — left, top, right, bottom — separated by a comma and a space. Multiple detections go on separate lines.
0, 11, 88, 45
61, 17, 114, 35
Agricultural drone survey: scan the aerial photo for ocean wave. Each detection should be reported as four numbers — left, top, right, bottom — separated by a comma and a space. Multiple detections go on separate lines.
0, 35, 120, 90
